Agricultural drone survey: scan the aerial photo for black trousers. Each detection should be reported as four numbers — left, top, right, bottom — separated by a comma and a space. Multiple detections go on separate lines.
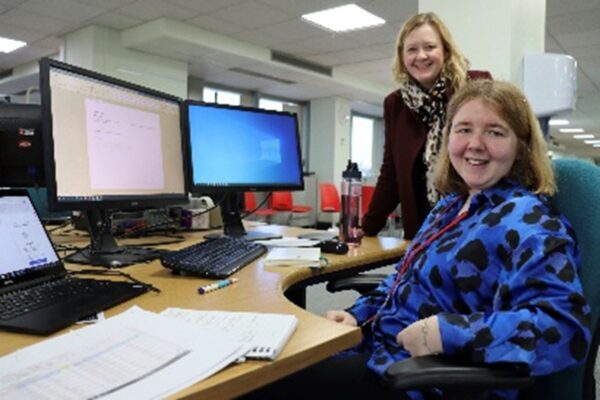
237, 352, 416, 400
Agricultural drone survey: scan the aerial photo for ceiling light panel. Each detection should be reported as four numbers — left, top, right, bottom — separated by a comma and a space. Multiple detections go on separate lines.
0, 36, 26, 53
301, 4, 385, 33
559, 128, 584, 133
573, 134, 595, 139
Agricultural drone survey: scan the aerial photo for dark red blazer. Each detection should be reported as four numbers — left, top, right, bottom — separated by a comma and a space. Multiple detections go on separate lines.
362, 70, 492, 239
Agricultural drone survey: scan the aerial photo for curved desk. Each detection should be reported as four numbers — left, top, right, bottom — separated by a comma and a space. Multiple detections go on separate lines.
0, 225, 407, 399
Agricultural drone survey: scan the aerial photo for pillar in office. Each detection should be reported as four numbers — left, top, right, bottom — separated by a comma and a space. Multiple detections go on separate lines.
419, 0, 545, 85
61, 25, 188, 98
308, 96, 352, 185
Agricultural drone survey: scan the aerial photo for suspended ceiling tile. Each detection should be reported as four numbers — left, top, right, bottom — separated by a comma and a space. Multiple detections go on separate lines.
88, 12, 144, 30
209, 0, 291, 30
117, 0, 200, 22
0, 8, 72, 35
19, 0, 105, 23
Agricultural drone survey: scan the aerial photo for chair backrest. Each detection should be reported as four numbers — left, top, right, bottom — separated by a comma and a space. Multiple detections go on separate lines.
319, 183, 340, 212
526, 158, 600, 400
361, 185, 375, 218
270, 191, 293, 211
244, 192, 257, 211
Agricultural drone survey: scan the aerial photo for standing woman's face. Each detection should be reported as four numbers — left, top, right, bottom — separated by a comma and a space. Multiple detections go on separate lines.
402, 24, 445, 90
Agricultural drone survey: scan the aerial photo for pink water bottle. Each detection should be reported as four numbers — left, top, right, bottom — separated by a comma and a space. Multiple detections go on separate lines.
340, 160, 362, 246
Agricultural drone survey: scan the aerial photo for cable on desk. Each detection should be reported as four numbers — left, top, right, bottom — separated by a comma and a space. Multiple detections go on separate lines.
121, 234, 187, 247
54, 243, 87, 254
45, 219, 73, 233
70, 268, 161, 293
115, 212, 180, 239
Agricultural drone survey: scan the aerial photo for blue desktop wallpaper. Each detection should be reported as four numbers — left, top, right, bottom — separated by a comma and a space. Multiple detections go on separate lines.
187, 105, 303, 187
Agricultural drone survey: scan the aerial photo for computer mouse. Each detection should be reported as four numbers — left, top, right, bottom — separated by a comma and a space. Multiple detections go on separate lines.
319, 240, 349, 255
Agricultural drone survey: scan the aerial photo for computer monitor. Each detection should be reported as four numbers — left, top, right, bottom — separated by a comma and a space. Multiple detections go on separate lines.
0, 103, 45, 187
183, 100, 304, 240
39, 58, 188, 267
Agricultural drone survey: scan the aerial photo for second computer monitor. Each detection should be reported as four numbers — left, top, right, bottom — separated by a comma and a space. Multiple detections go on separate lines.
184, 101, 304, 239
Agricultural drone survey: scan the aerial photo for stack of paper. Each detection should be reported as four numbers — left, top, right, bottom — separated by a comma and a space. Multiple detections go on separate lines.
161, 308, 298, 360
264, 247, 322, 268
0, 307, 249, 400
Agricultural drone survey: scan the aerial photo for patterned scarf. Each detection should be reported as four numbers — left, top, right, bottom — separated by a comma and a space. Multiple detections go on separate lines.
399, 76, 448, 205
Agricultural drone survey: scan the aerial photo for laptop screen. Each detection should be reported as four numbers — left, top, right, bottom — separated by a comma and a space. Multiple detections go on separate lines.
0, 191, 64, 289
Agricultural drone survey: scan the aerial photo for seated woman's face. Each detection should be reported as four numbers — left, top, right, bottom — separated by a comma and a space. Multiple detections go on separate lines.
448, 99, 518, 193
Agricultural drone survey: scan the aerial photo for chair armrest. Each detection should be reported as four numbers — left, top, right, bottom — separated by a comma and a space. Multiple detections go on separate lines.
382, 355, 533, 392
325, 273, 387, 294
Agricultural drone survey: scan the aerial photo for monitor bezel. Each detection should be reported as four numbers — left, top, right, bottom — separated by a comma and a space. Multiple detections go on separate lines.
39, 58, 189, 212
0, 103, 45, 187
182, 100, 305, 196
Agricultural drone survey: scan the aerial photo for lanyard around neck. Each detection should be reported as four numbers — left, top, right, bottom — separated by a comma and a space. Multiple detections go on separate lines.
398, 196, 468, 276
361, 196, 468, 328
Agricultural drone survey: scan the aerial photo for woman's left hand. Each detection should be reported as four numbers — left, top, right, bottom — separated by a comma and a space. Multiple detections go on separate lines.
396, 316, 442, 357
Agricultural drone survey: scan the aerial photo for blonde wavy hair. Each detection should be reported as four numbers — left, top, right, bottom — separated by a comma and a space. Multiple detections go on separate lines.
392, 12, 469, 93
433, 80, 556, 196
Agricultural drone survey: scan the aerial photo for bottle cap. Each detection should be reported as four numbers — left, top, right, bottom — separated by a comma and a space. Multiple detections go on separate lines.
343, 160, 362, 179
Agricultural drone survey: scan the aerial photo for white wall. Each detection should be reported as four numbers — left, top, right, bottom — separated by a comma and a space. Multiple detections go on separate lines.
62, 26, 188, 98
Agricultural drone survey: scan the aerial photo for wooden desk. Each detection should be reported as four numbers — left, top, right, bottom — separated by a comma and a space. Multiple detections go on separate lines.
0, 225, 407, 399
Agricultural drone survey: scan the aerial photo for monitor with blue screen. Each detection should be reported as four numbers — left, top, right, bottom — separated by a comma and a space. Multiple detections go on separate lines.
184, 101, 304, 240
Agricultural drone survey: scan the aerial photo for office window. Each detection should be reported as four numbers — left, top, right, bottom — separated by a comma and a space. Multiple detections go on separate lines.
203, 87, 241, 106
259, 98, 284, 111
351, 115, 374, 176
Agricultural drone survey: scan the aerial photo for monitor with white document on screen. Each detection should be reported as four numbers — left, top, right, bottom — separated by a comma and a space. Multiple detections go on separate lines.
39, 58, 188, 267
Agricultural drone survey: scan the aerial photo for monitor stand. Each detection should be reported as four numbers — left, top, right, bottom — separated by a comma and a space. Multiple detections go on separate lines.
204, 192, 281, 242
66, 209, 163, 268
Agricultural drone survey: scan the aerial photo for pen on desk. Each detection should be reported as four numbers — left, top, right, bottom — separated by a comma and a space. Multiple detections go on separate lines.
198, 277, 238, 294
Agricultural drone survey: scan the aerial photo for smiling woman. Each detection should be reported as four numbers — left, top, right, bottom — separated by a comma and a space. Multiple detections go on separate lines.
435, 80, 556, 197
360, 12, 491, 240
241, 80, 591, 400
447, 98, 519, 194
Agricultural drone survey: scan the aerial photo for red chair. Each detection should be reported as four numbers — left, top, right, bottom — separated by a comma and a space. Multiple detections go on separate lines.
270, 191, 312, 225
319, 183, 340, 228
361, 185, 375, 218
244, 192, 275, 220
319, 183, 340, 213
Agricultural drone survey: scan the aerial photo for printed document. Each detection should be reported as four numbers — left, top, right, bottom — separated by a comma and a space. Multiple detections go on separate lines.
0, 306, 249, 400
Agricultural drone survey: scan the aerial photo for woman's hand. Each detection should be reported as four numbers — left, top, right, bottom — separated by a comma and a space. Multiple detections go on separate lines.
325, 310, 358, 327
397, 316, 442, 357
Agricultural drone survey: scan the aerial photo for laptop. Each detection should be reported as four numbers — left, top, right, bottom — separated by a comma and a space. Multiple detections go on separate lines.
0, 189, 149, 335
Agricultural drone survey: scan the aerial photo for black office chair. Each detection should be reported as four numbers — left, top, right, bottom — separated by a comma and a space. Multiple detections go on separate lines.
327, 158, 600, 399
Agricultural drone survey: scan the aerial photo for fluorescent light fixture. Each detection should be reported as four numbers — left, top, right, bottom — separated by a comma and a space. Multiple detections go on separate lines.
0, 36, 26, 53
593, 143, 600, 148
549, 119, 569, 126
559, 128, 584, 133
583, 140, 600, 144
301, 4, 385, 33
573, 134, 595, 139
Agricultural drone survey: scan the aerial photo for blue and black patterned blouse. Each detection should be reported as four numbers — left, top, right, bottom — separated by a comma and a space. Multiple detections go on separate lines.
347, 179, 591, 399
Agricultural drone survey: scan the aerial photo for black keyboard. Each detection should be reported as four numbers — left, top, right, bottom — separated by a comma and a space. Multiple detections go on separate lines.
0, 277, 115, 320
160, 236, 267, 278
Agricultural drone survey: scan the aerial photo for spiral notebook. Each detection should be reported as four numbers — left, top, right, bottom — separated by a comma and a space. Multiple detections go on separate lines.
161, 308, 298, 360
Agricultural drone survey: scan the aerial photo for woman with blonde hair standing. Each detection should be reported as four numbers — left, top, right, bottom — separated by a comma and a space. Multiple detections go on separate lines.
362, 12, 490, 239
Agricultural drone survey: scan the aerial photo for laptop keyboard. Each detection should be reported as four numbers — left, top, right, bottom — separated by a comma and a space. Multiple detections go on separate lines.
160, 236, 267, 278
0, 277, 114, 320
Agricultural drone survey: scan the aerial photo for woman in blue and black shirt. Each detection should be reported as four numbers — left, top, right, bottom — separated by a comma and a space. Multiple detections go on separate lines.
243, 80, 591, 400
